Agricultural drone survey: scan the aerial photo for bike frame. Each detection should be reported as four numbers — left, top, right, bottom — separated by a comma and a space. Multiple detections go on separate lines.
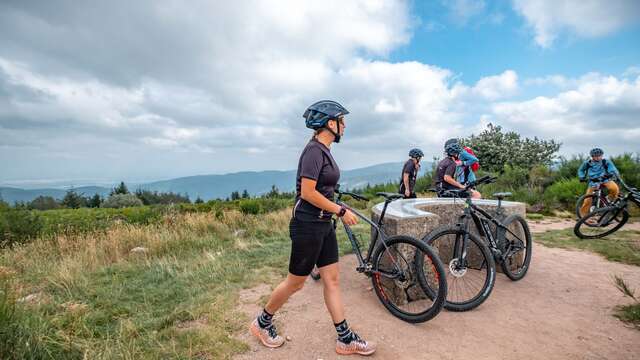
589, 180, 615, 208
453, 196, 523, 263
335, 194, 396, 276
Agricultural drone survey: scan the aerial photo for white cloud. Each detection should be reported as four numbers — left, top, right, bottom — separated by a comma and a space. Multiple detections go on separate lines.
487, 73, 640, 155
513, 0, 640, 47
472, 70, 519, 100
0, 1, 638, 183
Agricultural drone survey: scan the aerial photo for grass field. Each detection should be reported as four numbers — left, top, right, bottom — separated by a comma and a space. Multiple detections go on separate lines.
0, 203, 373, 359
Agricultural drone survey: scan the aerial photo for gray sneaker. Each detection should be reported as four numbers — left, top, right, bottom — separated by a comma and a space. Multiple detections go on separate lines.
336, 336, 376, 356
250, 319, 285, 348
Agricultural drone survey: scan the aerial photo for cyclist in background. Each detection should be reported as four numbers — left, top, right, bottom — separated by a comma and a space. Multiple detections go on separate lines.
577, 148, 620, 217
445, 138, 479, 188
399, 148, 424, 198
435, 140, 481, 199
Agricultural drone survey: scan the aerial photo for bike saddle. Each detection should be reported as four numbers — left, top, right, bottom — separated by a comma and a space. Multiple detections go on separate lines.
492, 192, 512, 200
376, 192, 404, 201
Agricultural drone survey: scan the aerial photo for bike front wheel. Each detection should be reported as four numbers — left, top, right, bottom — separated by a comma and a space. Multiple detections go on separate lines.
574, 206, 629, 239
371, 235, 447, 323
422, 226, 496, 312
498, 215, 532, 281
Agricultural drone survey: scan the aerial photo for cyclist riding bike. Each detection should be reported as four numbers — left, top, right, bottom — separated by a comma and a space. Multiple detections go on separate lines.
250, 100, 376, 356
577, 147, 620, 217
399, 148, 423, 199
435, 140, 481, 199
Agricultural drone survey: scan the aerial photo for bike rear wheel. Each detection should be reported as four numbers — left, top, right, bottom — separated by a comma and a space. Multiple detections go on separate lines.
422, 226, 496, 312
498, 215, 532, 281
574, 206, 629, 239
371, 235, 447, 323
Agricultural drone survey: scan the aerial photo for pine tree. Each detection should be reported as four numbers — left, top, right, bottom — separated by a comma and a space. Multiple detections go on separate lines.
88, 194, 102, 208
111, 181, 129, 195
62, 189, 85, 209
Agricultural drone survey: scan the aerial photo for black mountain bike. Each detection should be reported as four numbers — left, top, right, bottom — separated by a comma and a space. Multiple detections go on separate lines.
421, 176, 532, 311
311, 186, 448, 323
574, 177, 639, 239
575, 174, 617, 219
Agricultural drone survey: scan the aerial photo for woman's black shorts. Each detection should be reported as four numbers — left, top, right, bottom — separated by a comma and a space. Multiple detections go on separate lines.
288, 217, 339, 276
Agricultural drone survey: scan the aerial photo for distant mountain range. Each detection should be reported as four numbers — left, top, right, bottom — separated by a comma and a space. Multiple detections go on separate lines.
0, 161, 429, 203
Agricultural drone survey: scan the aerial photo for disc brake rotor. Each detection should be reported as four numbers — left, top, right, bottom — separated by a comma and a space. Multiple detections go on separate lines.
449, 258, 467, 278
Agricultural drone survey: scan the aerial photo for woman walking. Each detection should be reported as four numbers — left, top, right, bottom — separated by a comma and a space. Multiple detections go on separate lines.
249, 100, 376, 356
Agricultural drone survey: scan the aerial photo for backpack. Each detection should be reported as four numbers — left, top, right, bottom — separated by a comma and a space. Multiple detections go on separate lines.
464, 146, 480, 172
584, 159, 609, 176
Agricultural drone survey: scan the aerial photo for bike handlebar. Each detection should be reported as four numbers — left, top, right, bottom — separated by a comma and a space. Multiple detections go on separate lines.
435, 175, 497, 198
583, 174, 615, 183
466, 175, 497, 189
335, 185, 369, 202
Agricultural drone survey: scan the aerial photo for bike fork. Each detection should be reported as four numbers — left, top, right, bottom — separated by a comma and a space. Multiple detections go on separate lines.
454, 217, 470, 267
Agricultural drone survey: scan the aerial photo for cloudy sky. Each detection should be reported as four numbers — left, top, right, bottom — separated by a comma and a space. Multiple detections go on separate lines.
1, 0, 639, 186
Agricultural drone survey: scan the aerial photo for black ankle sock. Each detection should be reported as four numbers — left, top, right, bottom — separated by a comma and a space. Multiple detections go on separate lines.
334, 319, 358, 343
257, 308, 273, 329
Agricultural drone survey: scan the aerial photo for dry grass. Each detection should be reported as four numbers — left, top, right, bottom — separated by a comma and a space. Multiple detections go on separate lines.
0, 208, 295, 359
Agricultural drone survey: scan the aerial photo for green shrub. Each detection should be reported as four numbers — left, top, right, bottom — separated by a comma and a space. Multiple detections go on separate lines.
0, 210, 44, 248
496, 165, 529, 189
102, 194, 144, 209
543, 178, 587, 209
611, 153, 640, 188
239, 199, 262, 215
555, 155, 586, 182
27, 196, 60, 211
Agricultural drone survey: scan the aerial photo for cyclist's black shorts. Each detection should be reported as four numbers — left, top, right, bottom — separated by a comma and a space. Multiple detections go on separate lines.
288, 217, 339, 276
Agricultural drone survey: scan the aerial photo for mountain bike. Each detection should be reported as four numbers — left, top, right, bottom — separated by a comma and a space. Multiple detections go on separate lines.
311, 186, 448, 323
575, 174, 617, 218
420, 175, 532, 311
574, 177, 640, 239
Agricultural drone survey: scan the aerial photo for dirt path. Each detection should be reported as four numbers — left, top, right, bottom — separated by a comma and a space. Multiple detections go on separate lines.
235, 220, 640, 360
528, 217, 640, 233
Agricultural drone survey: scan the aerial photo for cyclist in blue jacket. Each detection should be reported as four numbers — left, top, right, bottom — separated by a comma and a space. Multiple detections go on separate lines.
577, 148, 620, 216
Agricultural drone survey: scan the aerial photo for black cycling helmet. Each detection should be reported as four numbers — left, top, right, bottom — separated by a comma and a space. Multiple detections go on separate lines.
590, 148, 604, 157
444, 138, 459, 149
303, 100, 349, 143
445, 142, 463, 156
409, 148, 424, 159
303, 100, 349, 130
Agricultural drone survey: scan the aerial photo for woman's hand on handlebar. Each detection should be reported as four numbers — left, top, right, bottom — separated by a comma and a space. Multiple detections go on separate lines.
341, 209, 358, 226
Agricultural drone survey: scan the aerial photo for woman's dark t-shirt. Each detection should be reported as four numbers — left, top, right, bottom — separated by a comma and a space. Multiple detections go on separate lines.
294, 139, 340, 222
399, 159, 417, 194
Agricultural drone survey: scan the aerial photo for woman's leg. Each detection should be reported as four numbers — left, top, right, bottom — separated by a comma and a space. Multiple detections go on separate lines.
318, 262, 344, 323
264, 273, 308, 314
319, 262, 377, 355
